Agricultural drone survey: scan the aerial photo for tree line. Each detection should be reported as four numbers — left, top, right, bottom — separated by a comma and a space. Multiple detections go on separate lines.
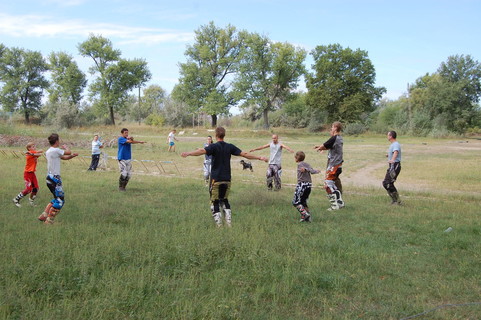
1, 21, 480, 135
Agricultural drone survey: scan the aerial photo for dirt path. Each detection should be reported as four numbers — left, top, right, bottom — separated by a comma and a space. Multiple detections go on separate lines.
345, 140, 481, 196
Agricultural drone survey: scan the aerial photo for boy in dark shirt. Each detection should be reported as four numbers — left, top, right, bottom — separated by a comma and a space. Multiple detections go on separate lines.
181, 127, 267, 227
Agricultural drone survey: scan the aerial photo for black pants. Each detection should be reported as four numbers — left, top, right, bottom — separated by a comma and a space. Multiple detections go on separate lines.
382, 162, 401, 193
89, 154, 100, 170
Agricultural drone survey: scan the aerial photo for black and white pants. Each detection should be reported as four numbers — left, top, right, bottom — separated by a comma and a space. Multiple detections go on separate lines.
292, 182, 312, 207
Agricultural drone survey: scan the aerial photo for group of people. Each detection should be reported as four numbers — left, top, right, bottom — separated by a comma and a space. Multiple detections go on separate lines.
12, 123, 402, 226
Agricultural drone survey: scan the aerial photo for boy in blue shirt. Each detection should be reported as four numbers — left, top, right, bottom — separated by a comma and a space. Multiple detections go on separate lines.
118, 128, 145, 191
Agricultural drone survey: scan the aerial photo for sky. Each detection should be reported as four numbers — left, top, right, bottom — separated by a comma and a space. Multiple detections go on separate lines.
1, 0, 481, 103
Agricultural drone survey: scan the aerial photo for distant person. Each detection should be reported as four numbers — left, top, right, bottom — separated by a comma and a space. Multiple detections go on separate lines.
12, 142, 43, 207
292, 151, 320, 222
314, 121, 345, 210
203, 135, 213, 185
87, 134, 103, 171
38, 134, 78, 224
383, 130, 402, 205
250, 134, 294, 191
117, 128, 146, 191
181, 127, 267, 227
167, 129, 179, 152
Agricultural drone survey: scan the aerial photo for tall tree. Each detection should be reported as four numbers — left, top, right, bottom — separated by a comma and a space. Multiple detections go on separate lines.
174, 22, 245, 127
143, 84, 166, 114
0, 47, 49, 123
306, 44, 385, 124
409, 55, 481, 133
48, 51, 87, 105
234, 33, 306, 129
78, 34, 151, 125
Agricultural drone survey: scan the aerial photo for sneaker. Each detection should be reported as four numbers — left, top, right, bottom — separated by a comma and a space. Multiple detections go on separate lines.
12, 198, 21, 208
300, 213, 311, 222
38, 212, 48, 222
29, 199, 37, 207
327, 206, 340, 211
119, 187, 126, 192
44, 217, 54, 225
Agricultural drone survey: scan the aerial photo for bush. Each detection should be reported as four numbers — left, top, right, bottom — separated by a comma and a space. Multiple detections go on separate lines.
343, 123, 368, 136
145, 114, 165, 127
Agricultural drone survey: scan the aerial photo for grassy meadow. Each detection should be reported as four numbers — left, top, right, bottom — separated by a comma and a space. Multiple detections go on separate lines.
1, 124, 481, 319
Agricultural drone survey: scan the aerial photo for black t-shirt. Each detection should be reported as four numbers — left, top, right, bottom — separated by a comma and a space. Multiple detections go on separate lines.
205, 141, 242, 181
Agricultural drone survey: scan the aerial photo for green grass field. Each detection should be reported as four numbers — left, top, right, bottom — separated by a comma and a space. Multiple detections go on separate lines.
1, 125, 480, 319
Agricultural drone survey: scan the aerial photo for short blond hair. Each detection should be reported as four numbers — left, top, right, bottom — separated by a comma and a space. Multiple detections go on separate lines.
332, 121, 343, 132
26, 142, 35, 150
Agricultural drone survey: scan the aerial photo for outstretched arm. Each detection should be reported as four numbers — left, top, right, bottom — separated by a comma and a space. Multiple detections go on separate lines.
127, 137, 145, 144
314, 144, 327, 152
61, 153, 78, 160
239, 151, 268, 162
181, 148, 207, 158
249, 144, 269, 153
281, 144, 295, 153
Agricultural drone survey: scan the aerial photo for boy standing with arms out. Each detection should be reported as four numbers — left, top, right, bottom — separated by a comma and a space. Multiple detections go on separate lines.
250, 134, 294, 191
13, 142, 43, 207
167, 129, 179, 152
314, 121, 345, 211
293, 151, 320, 222
87, 134, 103, 171
383, 131, 402, 205
182, 127, 267, 227
38, 134, 78, 224
118, 128, 145, 191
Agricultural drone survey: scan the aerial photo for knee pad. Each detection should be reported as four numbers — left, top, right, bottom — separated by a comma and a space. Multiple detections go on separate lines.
52, 198, 64, 209
54, 187, 64, 198
383, 180, 395, 192
324, 180, 337, 194
382, 180, 389, 190
296, 204, 307, 214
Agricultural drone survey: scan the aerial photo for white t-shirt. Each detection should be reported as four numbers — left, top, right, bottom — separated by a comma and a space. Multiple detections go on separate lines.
92, 140, 102, 155
168, 132, 175, 143
46, 147, 65, 176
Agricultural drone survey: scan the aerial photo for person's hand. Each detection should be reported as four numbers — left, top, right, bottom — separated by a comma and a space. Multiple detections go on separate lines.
260, 156, 268, 162
72, 153, 79, 157
181, 152, 189, 158
300, 167, 306, 172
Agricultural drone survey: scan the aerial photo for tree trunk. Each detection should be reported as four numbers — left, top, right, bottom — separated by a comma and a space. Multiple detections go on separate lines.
109, 105, 116, 125
211, 114, 217, 127
263, 108, 270, 129
24, 110, 30, 124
